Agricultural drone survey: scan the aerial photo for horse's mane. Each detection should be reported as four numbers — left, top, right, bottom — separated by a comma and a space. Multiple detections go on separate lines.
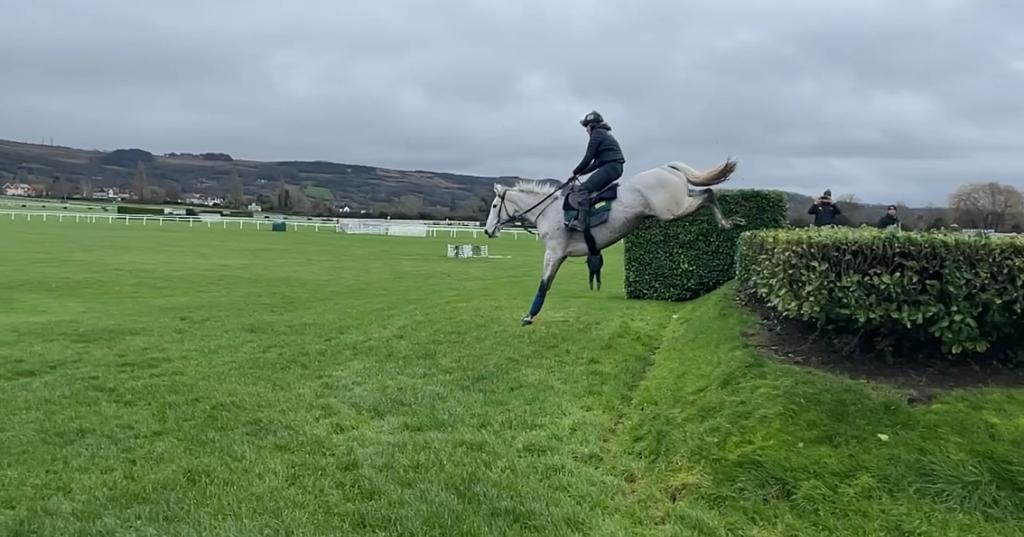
512, 180, 559, 195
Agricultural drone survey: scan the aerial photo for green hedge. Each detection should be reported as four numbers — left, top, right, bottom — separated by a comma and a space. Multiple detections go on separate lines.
624, 189, 788, 301
116, 205, 164, 215
737, 227, 1024, 356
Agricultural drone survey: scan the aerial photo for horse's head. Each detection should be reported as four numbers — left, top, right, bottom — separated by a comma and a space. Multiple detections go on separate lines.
483, 183, 508, 238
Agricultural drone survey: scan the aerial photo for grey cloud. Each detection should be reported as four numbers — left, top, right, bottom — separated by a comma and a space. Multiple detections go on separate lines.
3, 0, 1023, 205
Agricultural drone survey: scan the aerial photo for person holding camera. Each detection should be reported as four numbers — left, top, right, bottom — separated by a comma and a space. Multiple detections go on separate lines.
808, 189, 842, 226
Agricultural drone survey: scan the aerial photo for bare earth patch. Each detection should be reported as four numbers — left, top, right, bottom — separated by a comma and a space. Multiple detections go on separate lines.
739, 297, 1024, 405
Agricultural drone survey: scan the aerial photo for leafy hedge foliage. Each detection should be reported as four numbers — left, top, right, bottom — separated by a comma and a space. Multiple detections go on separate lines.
624, 190, 788, 301
116, 205, 163, 215
737, 227, 1024, 356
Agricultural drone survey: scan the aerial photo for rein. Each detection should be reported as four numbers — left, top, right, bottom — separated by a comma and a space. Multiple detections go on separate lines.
496, 179, 573, 234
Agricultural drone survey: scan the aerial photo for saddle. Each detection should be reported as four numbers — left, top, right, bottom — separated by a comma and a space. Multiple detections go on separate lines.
563, 183, 619, 231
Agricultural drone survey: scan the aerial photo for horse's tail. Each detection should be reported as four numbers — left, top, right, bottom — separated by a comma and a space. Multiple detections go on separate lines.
666, 158, 738, 187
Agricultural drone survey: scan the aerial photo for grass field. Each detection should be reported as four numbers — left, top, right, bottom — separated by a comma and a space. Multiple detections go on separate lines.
2, 219, 1023, 536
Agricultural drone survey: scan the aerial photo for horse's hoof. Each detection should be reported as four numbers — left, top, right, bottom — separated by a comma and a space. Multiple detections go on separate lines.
731, 217, 747, 226
521, 316, 534, 326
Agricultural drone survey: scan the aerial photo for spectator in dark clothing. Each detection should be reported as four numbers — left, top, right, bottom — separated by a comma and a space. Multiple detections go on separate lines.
808, 189, 842, 226
877, 205, 901, 229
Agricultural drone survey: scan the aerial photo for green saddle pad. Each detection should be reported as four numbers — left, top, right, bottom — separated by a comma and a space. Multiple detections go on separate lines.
564, 199, 613, 231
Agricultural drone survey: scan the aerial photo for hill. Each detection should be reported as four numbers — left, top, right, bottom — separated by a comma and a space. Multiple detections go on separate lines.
1, 139, 956, 226
0, 139, 525, 219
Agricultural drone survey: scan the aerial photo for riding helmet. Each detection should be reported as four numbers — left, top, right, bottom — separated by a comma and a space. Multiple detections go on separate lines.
580, 111, 604, 127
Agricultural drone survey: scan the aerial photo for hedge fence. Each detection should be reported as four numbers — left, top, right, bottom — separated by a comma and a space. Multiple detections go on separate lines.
116, 205, 164, 215
624, 189, 788, 301
737, 227, 1024, 356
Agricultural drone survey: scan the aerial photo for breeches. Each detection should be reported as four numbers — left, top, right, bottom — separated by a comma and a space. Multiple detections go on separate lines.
581, 162, 623, 194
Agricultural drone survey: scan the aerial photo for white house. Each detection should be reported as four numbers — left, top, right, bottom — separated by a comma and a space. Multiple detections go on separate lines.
91, 187, 122, 200
3, 183, 32, 197
248, 202, 263, 212
184, 194, 225, 207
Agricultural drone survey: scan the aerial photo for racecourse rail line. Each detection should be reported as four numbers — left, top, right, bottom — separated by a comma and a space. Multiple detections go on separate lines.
0, 210, 538, 239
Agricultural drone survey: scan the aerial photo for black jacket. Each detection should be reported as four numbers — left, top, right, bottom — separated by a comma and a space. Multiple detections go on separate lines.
573, 125, 625, 176
808, 201, 841, 226
877, 214, 900, 228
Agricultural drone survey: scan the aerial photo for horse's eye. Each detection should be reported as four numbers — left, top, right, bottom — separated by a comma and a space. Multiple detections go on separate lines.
492, 204, 498, 208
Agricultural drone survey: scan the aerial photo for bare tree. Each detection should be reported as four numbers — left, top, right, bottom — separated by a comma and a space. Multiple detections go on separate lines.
276, 180, 290, 210
948, 182, 1023, 231
229, 169, 245, 209
133, 161, 148, 202
837, 193, 860, 203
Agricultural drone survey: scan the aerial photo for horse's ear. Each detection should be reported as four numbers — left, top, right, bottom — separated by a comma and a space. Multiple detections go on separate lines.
493, 183, 507, 194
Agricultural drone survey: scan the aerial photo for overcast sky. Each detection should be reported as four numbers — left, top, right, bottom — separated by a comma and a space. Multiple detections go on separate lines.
3, 0, 1023, 205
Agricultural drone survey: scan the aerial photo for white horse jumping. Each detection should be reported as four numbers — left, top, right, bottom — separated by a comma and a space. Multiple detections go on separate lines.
483, 158, 743, 325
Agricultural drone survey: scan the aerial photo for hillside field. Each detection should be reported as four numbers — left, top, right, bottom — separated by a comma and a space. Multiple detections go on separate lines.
1, 219, 1022, 536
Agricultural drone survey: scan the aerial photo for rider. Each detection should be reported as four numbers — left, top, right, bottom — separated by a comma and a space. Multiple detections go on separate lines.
570, 111, 625, 202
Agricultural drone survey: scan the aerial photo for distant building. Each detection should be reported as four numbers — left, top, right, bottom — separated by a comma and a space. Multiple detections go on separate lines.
184, 194, 225, 207
3, 183, 32, 197
248, 202, 263, 212
91, 187, 122, 201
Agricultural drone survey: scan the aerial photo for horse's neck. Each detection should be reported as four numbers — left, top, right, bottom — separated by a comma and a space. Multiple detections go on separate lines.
511, 191, 554, 217
519, 192, 562, 230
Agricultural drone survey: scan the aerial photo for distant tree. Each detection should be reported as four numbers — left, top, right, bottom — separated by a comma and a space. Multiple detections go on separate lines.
133, 161, 148, 201
948, 181, 1023, 231
396, 194, 423, 216
164, 181, 182, 202
200, 152, 233, 162
290, 187, 311, 214
229, 169, 245, 209
99, 148, 153, 167
144, 185, 166, 202
276, 180, 290, 210
80, 179, 92, 199
837, 193, 860, 203
256, 193, 274, 210
926, 217, 949, 230
50, 175, 69, 199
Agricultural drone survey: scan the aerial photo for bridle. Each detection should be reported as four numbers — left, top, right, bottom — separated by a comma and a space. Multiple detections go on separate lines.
492, 180, 573, 235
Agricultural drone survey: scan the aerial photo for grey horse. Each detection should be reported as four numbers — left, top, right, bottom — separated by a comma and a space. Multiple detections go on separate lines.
483, 158, 743, 325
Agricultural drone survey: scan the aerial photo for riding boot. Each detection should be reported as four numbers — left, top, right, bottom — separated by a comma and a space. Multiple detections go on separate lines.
580, 197, 604, 290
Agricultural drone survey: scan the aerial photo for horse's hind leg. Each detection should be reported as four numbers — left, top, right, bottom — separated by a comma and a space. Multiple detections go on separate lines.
698, 189, 745, 229
522, 251, 566, 326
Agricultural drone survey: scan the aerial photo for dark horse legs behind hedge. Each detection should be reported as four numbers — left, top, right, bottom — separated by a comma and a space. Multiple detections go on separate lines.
483, 158, 744, 326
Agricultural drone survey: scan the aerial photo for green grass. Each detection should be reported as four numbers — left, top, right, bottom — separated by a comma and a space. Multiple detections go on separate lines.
303, 185, 335, 201
1, 219, 1022, 536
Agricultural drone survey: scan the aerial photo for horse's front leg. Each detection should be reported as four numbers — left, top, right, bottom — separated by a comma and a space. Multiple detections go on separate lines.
522, 250, 567, 326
